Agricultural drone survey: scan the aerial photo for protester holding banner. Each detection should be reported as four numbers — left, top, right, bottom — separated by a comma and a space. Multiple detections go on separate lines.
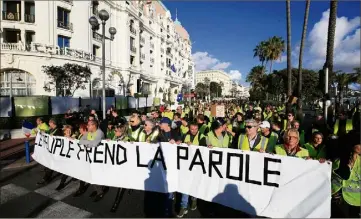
206, 118, 231, 148
128, 115, 143, 142
236, 119, 269, 153
36, 118, 61, 185
79, 120, 108, 201
291, 120, 305, 146
31, 117, 49, 135
303, 132, 327, 160
275, 128, 309, 158
259, 121, 278, 153
138, 119, 159, 143
73, 123, 89, 197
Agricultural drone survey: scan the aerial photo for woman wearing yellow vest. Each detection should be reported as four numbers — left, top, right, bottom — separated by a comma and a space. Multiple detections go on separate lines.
138, 119, 159, 143
110, 124, 130, 212
331, 142, 360, 218
274, 128, 309, 158
303, 132, 327, 160
206, 118, 230, 148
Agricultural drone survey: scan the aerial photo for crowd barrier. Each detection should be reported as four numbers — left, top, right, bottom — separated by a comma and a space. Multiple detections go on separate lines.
0, 96, 161, 129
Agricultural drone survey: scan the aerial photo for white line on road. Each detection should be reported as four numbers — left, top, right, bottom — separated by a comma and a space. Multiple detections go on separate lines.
0, 183, 30, 205
35, 201, 92, 218
34, 178, 80, 201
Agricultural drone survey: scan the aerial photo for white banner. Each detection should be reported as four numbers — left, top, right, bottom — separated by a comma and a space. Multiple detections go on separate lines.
32, 133, 331, 218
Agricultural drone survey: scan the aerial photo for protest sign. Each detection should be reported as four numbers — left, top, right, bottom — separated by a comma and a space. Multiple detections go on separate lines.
211, 104, 225, 117
32, 133, 331, 218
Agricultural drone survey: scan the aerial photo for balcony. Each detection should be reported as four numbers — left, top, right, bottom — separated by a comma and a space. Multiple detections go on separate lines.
60, 0, 73, 4
57, 20, 73, 31
150, 58, 154, 63
166, 52, 173, 59
2, 11, 20, 21
130, 26, 136, 35
140, 36, 145, 44
93, 32, 102, 42
140, 53, 145, 60
25, 14, 35, 23
150, 43, 154, 49
130, 46, 137, 53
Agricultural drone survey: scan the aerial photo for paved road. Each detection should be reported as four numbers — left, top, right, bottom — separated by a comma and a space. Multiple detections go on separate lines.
1, 164, 250, 218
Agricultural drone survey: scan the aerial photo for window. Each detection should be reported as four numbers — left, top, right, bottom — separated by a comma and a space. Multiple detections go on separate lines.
57, 35, 70, 48
0, 70, 36, 96
57, 7, 71, 29
25, 31, 35, 44
92, 45, 100, 57
130, 55, 135, 65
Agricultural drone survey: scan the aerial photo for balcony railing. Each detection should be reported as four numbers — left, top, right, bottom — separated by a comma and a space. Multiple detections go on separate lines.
61, 0, 73, 4
130, 26, 136, 35
93, 32, 102, 42
150, 43, 154, 49
25, 14, 35, 23
57, 20, 73, 31
140, 36, 145, 44
140, 53, 145, 60
2, 11, 20, 21
130, 46, 137, 53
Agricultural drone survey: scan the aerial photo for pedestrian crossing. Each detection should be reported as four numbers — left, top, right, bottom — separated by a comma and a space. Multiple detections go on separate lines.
0, 180, 93, 218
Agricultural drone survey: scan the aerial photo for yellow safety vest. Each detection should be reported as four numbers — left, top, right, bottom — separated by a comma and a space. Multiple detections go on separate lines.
263, 111, 273, 120
304, 143, 327, 159
184, 132, 205, 146
87, 132, 96, 140
199, 124, 208, 135
333, 119, 353, 135
238, 134, 268, 152
274, 144, 309, 158
331, 156, 361, 206
138, 130, 159, 142
32, 123, 50, 135
128, 126, 142, 141
162, 111, 174, 120
180, 125, 189, 136
266, 132, 279, 153
206, 131, 230, 148
78, 134, 83, 140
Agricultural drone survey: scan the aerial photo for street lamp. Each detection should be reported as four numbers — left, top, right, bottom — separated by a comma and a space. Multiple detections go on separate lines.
89, 9, 117, 120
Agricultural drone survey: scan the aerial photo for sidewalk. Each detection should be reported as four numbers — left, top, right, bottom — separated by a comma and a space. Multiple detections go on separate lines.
0, 137, 35, 160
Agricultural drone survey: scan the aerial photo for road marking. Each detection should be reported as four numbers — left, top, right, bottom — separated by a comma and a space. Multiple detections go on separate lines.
0, 183, 30, 204
35, 201, 92, 218
35, 179, 80, 201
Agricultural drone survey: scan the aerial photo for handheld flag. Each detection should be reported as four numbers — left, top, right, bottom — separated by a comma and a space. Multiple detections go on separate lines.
22, 120, 35, 136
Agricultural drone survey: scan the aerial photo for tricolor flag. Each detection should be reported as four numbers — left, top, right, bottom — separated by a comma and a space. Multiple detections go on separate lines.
22, 120, 35, 136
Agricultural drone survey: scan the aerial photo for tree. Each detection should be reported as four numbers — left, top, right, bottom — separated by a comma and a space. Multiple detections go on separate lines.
42, 63, 92, 96
335, 72, 350, 106
297, 0, 311, 114
246, 66, 266, 87
210, 82, 222, 98
286, 0, 292, 101
323, 0, 338, 90
253, 41, 268, 67
265, 36, 285, 73
219, 81, 224, 97
195, 83, 207, 99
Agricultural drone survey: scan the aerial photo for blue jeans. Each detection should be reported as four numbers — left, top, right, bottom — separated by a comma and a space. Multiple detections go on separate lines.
181, 193, 189, 208
165, 193, 174, 215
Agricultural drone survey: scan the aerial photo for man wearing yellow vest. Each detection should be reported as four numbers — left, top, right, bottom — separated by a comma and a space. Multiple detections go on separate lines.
197, 114, 210, 136
237, 119, 269, 152
333, 111, 353, 137
274, 128, 309, 158
128, 115, 143, 142
138, 119, 159, 143
177, 123, 206, 217
262, 105, 273, 121
176, 106, 186, 118
259, 121, 278, 153
31, 117, 49, 136
206, 118, 230, 148
79, 120, 107, 202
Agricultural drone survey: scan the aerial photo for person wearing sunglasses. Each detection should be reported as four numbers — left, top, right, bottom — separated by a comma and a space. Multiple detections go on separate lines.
127, 115, 143, 142
283, 112, 295, 131
138, 119, 159, 143
274, 128, 309, 158
236, 119, 268, 153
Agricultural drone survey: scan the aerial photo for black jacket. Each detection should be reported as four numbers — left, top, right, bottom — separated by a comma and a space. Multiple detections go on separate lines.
157, 129, 181, 142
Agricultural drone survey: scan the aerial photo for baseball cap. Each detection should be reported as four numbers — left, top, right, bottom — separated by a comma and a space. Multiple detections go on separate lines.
160, 117, 172, 125
260, 121, 271, 129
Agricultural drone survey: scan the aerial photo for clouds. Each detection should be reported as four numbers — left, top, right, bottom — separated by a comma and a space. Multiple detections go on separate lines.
192, 52, 231, 71
192, 51, 242, 82
301, 9, 360, 72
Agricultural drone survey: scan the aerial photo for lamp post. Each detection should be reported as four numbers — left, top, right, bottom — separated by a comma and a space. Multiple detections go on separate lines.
89, 9, 117, 120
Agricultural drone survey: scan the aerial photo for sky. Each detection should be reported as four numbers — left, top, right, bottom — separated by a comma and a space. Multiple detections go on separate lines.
163, 1, 360, 86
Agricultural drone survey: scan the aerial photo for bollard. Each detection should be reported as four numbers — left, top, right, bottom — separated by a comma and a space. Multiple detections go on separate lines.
25, 141, 31, 163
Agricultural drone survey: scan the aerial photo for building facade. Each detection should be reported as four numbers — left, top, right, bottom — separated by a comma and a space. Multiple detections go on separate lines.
236, 84, 250, 98
195, 70, 233, 96
0, 0, 194, 101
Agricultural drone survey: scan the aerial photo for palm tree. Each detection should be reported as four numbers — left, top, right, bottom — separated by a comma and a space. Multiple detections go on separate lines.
297, 0, 311, 113
246, 65, 266, 87
286, 0, 292, 99
335, 72, 350, 106
323, 0, 338, 90
253, 41, 268, 67
265, 36, 285, 74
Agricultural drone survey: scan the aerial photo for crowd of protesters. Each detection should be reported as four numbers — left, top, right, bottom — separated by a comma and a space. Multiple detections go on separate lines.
30, 99, 360, 218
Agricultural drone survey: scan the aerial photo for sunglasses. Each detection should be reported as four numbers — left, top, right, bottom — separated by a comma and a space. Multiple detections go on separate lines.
130, 120, 135, 123
245, 125, 255, 129
287, 115, 293, 117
